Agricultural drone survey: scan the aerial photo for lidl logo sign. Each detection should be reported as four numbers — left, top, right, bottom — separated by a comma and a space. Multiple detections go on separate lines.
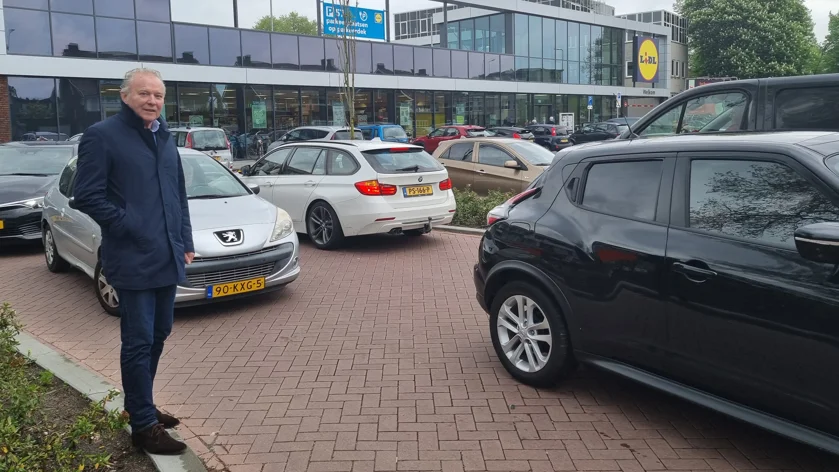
374, 12, 383, 24
633, 36, 660, 83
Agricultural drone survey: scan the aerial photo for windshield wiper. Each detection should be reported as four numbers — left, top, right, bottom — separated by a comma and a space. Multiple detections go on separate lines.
188, 194, 234, 200
397, 165, 420, 172
0, 172, 52, 177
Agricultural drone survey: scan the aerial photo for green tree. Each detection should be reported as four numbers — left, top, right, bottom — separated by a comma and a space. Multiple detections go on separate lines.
253, 12, 317, 35
676, 0, 818, 79
821, 12, 839, 73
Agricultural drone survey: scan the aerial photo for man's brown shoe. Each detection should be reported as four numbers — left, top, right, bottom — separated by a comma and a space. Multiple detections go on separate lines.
132, 423, 187, 455
156, 409, 180, 428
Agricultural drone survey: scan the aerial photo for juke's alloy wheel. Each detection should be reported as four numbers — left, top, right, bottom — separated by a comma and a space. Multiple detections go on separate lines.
43, 226, 69, 273
489, 281, 574, 387
307, 202, 345, 250
94, 261, 120, 317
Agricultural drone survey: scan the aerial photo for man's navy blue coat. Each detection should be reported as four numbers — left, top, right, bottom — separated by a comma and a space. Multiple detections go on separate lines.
73, 102, 194, 291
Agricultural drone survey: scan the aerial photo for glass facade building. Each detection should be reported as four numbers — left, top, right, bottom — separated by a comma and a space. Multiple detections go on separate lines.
1, 0, 670, 150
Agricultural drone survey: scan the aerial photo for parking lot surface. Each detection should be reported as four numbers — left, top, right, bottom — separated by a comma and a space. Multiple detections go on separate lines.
1, 232, 837, 472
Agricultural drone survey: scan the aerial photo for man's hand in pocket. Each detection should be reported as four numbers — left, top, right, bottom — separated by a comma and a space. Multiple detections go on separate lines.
185, 252, 195, 264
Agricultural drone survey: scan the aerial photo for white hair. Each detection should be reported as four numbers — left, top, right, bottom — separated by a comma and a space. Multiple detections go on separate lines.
120, 67, 165, 94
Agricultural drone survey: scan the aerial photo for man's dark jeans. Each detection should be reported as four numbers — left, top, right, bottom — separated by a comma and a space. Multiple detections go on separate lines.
117, 285, 177, 432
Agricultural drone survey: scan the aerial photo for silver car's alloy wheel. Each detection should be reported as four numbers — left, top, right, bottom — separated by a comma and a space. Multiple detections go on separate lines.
98, 273, 119, 309
44, 230, 55, 265
497, 295, 552, 373
309, 206, 334, 246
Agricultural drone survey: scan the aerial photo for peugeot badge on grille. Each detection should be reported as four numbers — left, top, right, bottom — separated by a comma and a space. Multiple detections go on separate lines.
214, 229, 244, 246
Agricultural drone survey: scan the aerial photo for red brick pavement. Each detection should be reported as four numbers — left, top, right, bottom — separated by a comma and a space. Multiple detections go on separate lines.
1, 233, 838, 472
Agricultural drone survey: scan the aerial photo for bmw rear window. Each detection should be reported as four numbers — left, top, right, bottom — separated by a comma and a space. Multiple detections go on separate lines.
361, 148, 444, 173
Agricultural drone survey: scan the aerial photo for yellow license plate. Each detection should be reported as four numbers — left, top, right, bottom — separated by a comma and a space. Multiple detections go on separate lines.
403, 185, 433, 197
206, 277, 265, 298
0, 220, 4, 230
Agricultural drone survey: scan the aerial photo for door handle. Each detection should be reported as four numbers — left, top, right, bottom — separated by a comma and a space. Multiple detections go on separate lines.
672, 261, 717, 282
264, 182, 273, 187
477, 169, 486, 173
304, 180, 317, 187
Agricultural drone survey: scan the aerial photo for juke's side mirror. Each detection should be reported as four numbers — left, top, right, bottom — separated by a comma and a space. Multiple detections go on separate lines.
794, 222, 839, 264
68, 196, 77, 210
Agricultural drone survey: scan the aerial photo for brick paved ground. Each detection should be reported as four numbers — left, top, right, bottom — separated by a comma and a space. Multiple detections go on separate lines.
1, 233, 838, 472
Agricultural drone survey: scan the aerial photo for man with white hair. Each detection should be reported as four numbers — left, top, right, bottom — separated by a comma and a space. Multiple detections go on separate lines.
73, 68, 193, 455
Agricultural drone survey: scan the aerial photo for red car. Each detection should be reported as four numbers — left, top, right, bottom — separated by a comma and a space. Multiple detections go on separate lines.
411, 125, 492, 153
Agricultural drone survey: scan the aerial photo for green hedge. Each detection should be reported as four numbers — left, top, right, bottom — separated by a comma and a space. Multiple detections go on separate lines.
451, 188, 514, 228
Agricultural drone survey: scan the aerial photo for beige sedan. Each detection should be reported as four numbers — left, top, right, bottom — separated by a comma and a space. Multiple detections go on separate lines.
432, 138, 556, 194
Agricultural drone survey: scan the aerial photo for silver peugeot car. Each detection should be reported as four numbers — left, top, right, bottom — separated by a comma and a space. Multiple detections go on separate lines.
41, 148, 300, 316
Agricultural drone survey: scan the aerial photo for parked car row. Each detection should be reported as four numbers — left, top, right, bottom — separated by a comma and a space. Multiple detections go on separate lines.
1, 135, 458, 316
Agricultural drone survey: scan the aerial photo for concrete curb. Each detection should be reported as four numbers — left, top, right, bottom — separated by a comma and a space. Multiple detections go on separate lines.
15, 331, 208, 472
436, 225, 487, 235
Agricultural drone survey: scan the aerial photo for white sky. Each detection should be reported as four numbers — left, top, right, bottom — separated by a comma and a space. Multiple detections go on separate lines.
170, 0, 833, 42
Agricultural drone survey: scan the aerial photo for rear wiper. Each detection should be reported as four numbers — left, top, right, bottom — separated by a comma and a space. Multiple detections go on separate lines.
397, 165, 420, 172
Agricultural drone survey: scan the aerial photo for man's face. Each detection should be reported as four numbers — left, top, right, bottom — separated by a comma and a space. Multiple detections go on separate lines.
122, 73, 165, 124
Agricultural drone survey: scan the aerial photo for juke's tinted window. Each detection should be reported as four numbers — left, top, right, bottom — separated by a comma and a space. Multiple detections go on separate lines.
582, 160, 663, 221
689, 159, 839, 248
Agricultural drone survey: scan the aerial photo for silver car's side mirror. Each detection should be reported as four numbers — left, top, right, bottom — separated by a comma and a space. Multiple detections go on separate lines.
68, 196, 77, 209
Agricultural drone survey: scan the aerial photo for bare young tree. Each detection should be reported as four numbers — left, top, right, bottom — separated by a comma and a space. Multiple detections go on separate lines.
334, 0, 358, 139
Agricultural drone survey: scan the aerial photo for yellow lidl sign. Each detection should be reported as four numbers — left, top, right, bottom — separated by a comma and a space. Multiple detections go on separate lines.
634, 36, 661, 83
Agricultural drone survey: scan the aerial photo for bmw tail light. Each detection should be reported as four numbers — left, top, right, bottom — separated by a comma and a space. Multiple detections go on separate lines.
551, 127, 557, 136
439, 178, 452, 191
185, 133, 193, 149
513, 133, 521, 139
355, 180, 398, 196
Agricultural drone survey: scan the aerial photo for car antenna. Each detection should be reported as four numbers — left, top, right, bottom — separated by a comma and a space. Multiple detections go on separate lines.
624, 118, 637, 140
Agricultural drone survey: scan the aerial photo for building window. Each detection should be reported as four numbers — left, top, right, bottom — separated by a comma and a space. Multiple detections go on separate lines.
51, 0, 93, 15
137, 21, 172, 62
355, 42, 372, 75
394, 45, 414, 76
460, 19, 474, 51
452, 50, 468, 79
528, 16, 542, 58
514, 14, 528, 56
241, 30, 271, 68
178, 84, 211, 127
298, 36, 324, 72
274, 88, 299, 131
8, 77, 58, 142
324, 39, 343, 73
372, 43, 394, 74
433, 49, 451, 78
414, 48, 432, 76
5, 9, 53, 56
6, 0, 48, 8
209, 28, 241, 67
96, 17, 137, 60
52, 13, 96, 58
135, 0, 170, 22
447, 22, 459, 49
175, 24, 209, 65
94, 0, 134, 19
489, 14, 505, 54
57, 78, 99, 137
542, 18, 555, 60
475, 16, 489, 52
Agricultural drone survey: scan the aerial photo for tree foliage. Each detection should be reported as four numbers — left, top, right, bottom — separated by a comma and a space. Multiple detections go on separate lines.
253, 12, 317, 35
820, 12, 839, 74
676, 0, 818, 79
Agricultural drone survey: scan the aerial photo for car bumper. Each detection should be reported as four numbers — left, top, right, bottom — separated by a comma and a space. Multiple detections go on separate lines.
347, 199, 457, 236
473, 263, 488, 313
0, 207, 42, 243
173, 234, 301, 306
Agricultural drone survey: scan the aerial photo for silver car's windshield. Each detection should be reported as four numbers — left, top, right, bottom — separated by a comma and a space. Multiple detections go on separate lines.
182, 154, 250, 199
0, 147, 74, 176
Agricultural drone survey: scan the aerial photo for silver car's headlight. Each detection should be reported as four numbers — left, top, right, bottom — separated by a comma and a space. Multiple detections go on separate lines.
270, 207, 293, 241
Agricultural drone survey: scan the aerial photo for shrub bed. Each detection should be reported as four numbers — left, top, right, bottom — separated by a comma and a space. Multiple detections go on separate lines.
451, 188, 514, 229
0, 302, 155, 472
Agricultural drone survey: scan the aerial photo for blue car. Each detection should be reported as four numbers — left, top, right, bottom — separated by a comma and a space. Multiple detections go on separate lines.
358, 124, 409, 143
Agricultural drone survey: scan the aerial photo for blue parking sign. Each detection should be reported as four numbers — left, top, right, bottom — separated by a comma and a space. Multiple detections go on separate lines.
322, 2, 386, 41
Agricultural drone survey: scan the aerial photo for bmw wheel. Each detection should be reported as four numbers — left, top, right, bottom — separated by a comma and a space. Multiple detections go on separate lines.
489, 281, 575, 387
43, 225, 69, 273
94, 261, 120, 317
307, 202, 345, 250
